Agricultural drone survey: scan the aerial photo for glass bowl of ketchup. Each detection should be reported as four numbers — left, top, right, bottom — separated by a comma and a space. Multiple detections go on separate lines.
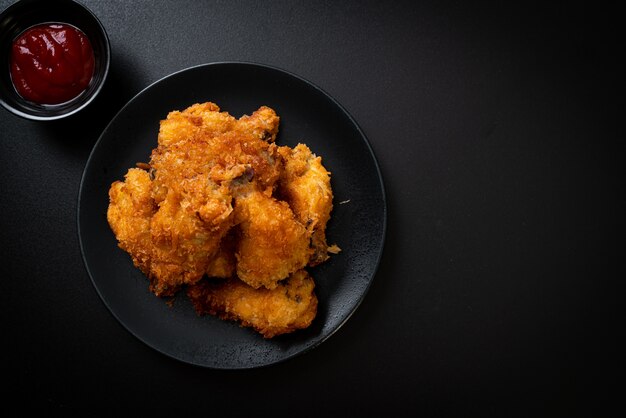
0, 0, 110, 120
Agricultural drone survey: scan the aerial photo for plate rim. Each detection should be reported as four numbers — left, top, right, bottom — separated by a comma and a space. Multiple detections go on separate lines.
76, 60, 388, 369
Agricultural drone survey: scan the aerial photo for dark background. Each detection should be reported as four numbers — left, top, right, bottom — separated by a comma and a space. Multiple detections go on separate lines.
1, 0, 622, 415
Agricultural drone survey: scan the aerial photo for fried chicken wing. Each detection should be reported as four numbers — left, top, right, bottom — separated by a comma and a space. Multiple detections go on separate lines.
234, 190, 311, 289
108, 169, 233, 296
146, 188, 232, 296
155, 102, 282, 205
187, 269, 317, 338
107, 168, 156, 275
278, 144, 335, 265
157, 102, 236, 147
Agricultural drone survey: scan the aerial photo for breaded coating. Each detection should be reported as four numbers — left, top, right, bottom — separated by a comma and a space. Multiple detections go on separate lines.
107, 102, 337, 337
157, 102, 236, 147
108, 103, 285, 296
107, 168, 156, 275
278, 144, 334, 265
108, 168, 232, 296
236, 105, 280, 142
150, 109, 282, 204
234, 190, 311, 289
150, 105, 282, 204
118, 104, 283, 296
187, 269, 318, 338
146, 187, 232, 296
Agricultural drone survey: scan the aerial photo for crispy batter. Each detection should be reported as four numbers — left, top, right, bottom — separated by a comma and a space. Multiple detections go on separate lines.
110, 103, 284, 296
107, 102, 336, 337
157, 102, 234, 147
187, 270, 317, 338
108, 168, 231, 296
278, 144, 335, 265
236, 105, 280, 142
150, 105, 282, 205
146, 186, 232, 296
234, 190, 311, 289
107, 168, 156, 275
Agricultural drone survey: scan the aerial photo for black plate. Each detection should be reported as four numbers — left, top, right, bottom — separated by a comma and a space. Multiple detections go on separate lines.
78, 62, 386, 369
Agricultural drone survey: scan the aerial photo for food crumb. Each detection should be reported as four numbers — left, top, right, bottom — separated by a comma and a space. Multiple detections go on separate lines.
327, 244, 341, 254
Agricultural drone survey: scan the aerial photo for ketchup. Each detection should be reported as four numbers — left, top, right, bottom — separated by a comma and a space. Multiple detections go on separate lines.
10, 23, 95, 105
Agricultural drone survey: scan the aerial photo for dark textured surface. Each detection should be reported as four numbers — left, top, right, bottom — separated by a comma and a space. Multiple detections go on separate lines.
0, 0, 622, 415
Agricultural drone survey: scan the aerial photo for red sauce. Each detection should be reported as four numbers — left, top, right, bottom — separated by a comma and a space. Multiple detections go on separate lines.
10, 23, 95, 105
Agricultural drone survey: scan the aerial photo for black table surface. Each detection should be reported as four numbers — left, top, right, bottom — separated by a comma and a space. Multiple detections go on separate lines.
1, 0, 622, 415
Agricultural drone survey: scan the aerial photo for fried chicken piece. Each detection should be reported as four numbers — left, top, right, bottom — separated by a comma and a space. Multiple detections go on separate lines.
234, 189, 312, 289
157, 102, 236, 147
278, 144, 335, 265
150, 107, 282, 205
187, 269, 318, 338
107, 168, 156, 275
107, 168, 234, 297
147, 187, 233, 296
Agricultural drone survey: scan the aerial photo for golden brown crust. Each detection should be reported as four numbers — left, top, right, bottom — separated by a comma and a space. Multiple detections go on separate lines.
187, 270, 317, 338
110, 103, 283, 296
278, 144, 335, 265
234, 190, 311, 289
107, 102, 335, 337
107, 168, 155, 275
